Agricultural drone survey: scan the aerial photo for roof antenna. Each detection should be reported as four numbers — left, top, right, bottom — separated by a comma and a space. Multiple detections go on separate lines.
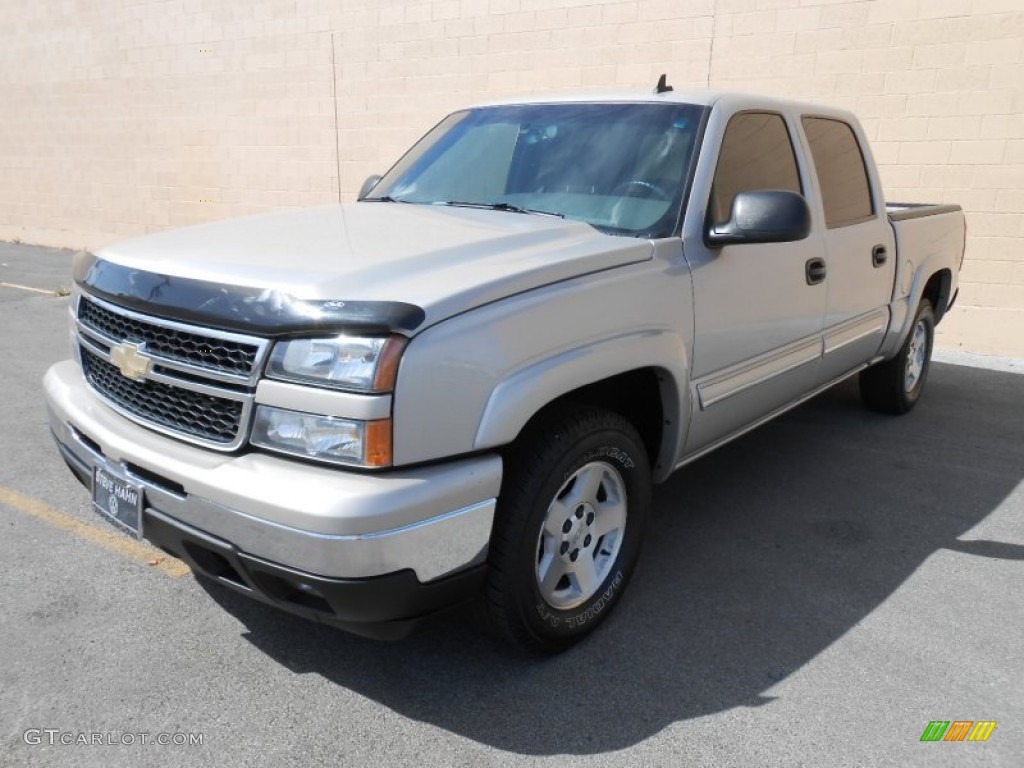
654, 74, 673, 94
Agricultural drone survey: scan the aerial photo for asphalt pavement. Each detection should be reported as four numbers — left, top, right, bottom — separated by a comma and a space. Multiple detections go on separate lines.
1, 241, 1021, 767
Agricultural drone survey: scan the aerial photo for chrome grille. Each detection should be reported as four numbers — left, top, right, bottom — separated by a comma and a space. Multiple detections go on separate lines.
75, 294, 269, 450
79, 296, 259, 377
81, 348, 243, 444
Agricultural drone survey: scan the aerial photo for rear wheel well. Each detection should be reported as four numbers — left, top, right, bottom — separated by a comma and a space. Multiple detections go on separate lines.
922, 269, 952, 324
514, 368, 665, 476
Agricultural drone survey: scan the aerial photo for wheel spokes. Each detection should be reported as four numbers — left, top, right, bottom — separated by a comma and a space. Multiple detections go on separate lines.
534, 459, 629, 610
570, 553, 600, 597
904, 320, 928, 392
592, 498, 626, 538
543, 498, 571, 537
538, 552, 568, 594
567, 464, 605, 506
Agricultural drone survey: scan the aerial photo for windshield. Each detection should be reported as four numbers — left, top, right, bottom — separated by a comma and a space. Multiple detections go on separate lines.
366, 102, 704, 238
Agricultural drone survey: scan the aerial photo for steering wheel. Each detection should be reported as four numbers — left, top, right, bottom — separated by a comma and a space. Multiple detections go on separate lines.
611, 179, 671, 201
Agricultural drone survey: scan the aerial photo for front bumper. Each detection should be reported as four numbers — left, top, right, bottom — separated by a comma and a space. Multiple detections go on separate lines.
45, 360, 502, 631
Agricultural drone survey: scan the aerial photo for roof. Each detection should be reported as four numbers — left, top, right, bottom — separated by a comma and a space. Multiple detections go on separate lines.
468, 88, 725, 109
466, 88, 850, 121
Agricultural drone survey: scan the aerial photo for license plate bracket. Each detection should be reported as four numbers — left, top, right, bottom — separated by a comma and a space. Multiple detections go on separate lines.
92, 465, 142, 537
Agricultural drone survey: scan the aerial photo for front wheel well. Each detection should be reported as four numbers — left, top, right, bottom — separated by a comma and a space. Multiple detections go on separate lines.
513, 368, 667, 476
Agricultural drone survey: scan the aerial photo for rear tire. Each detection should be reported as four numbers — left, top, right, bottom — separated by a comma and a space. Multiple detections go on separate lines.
486, 404, 651, 654
859, 299, 934, 414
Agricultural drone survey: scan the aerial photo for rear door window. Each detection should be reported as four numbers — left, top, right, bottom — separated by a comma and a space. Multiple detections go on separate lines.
801, 117, 874, 228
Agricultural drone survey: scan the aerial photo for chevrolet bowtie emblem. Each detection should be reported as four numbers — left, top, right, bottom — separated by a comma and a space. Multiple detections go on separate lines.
110, 342, 152, 380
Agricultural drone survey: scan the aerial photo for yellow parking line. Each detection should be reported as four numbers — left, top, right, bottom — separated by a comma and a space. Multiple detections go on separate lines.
0, 485, 191, 578
0, 281, 54, 295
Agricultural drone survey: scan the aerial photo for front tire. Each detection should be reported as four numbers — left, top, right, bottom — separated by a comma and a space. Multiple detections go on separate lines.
859, 299, 935, 414
486, 405, 651, 654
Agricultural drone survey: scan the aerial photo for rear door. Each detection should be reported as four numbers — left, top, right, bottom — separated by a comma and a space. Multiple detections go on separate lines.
799, 116, 895, 383
682, 108, 827, 456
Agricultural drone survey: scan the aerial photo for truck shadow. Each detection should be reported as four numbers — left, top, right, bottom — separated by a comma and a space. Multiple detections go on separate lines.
199, 362, 1024, 755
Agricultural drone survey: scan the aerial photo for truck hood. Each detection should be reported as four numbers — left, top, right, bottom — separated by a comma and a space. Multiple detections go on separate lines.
85, 203, 653, 335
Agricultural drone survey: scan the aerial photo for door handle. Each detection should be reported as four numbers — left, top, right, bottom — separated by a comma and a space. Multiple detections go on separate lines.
805, 257, 827, 285
872, 245, 887, 267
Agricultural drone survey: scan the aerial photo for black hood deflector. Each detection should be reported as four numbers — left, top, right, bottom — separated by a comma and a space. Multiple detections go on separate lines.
74, 252, 425, 337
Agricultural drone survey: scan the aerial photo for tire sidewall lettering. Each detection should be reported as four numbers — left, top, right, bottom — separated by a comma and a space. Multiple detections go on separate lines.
535, 570, 624, 629
571, 445, 635, 475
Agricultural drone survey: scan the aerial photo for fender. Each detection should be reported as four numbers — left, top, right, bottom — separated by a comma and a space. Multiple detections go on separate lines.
879, 214, 962, 360
474, 330, 690, 482
880, 261, 955, 360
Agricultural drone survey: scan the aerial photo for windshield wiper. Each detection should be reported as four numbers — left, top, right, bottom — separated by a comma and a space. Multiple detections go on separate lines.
440, 200, 564, 218
361, 195, 412, 203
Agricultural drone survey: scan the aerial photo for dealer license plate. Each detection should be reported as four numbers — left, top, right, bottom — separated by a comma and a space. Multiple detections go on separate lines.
92, 465, 142, 536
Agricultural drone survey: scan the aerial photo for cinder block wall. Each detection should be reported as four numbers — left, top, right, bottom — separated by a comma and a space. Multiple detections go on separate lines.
1, 0, 1021, 354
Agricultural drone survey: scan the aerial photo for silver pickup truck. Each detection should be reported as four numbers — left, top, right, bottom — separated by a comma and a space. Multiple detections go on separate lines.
44, 89, 965, 653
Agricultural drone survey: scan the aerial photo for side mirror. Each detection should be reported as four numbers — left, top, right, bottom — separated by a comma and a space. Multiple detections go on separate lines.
358, 174, 383, 200
705, 190, 811, 248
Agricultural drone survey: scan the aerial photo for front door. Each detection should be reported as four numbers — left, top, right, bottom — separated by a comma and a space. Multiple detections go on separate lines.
682, 109, 827, 456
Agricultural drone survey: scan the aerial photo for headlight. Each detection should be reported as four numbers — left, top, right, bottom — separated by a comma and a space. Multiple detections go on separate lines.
266, 335, 406, 392
251, 406, 392, 468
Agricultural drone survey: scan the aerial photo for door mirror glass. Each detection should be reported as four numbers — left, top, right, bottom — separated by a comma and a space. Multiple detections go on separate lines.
705, 189, 811, 247
358, 174, 383, 200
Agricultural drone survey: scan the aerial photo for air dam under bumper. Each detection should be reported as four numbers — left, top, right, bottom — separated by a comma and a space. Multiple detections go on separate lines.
44, 360, 501, 635
142, 508, 488, 639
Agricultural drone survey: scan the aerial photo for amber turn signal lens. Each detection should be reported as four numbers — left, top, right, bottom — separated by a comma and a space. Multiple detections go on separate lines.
364, 419, 393, 468
372, 336, 407, 392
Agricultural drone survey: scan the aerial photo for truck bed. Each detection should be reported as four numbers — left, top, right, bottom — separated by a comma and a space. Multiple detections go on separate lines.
886, 202, 962, 222
886, 202, 965, 324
